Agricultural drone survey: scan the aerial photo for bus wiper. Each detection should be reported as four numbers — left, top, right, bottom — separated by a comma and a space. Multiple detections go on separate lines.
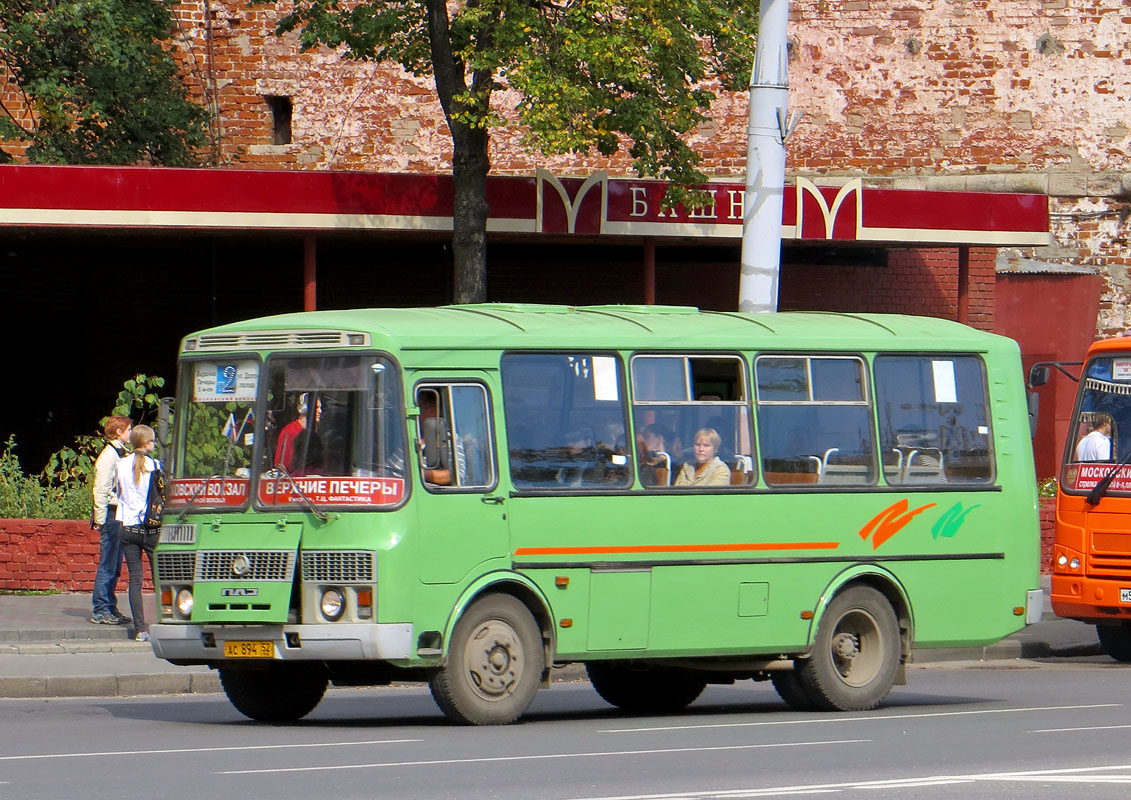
1086, 451, 1131, 505
176, 475, 223, 522
272, 463, 329, 522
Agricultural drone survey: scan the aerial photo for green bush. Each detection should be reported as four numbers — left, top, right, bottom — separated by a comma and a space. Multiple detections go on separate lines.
0, 373, 167, 520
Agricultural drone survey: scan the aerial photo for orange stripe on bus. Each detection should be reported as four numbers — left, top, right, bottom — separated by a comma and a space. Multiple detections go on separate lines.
513, 542, 840, 556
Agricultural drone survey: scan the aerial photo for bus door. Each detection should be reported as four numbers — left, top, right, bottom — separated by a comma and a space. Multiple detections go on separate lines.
411, 378, 508, 584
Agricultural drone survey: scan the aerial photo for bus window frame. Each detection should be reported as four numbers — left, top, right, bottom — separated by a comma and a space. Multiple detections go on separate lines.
754, 352, 878, 489
872, 351, 997, 488
413, 380, 500, 495
1060, 354, 1131, 497
501, 349, 634, 495
629, 351, 756, 490
253, 349, 411, 513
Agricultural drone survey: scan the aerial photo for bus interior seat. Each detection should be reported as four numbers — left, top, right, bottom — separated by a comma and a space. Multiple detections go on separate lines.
731, 455, 754, 485
903, 447, 945, 482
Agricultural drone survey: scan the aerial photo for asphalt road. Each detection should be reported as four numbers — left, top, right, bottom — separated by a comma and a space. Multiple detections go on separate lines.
3, 659, 1131, 800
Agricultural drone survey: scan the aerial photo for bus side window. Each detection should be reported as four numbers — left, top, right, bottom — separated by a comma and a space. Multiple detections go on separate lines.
874, 355, 994, 485
631, 354, 754, 489
416, 384, 496, 490
755, 355, 876, 487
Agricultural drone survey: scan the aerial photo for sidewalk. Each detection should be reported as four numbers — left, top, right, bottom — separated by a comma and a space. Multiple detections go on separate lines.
0, 577, 1105, 700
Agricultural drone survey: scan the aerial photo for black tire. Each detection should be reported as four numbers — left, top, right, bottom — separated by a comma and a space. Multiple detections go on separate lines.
220, 663, 328, 722
429, 594, 545, 725
1097, 622, 1131, 662
771, 668, 816, 711
797, 585, 901, 712
586, 661, 707, 714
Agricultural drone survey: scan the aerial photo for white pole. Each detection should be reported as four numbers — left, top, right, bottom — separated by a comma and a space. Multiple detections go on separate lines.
739, 0, 791, 313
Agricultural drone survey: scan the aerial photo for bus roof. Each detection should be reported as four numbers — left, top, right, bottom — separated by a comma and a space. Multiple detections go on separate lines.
181, 304, 1009, 355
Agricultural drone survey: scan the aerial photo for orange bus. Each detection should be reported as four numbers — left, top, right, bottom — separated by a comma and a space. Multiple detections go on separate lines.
1033, 335, 1131, 660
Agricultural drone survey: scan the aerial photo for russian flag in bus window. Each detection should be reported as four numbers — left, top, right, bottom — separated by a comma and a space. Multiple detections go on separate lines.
222, 413, 237, 441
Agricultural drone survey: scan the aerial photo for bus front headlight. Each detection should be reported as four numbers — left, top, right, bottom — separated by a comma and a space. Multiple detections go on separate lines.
321, 588, 345, 621
175, 589, 194, 618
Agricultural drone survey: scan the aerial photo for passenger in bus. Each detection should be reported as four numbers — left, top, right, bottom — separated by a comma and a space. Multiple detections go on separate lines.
639, 425, 673, 486
1075, 412, 1114, 461
674, 428, 731, 486
290, 428, 324, 477
276, 393, 320, 472
418, 391, 453, 486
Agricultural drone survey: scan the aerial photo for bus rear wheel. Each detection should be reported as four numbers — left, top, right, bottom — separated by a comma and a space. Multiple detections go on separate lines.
1097, 622, 1131, 662
219, 663, 328, 722
586, 661, 707, 713
429, 594, 545, 725
797, 586, 901, 712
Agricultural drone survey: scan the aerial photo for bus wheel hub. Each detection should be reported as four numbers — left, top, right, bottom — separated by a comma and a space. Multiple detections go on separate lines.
833, 632, 859, 661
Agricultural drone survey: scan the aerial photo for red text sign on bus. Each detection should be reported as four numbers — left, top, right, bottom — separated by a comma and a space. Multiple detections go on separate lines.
257, 476, 405, 506
167, 478, 251, 507
1065, 464, 1131, 493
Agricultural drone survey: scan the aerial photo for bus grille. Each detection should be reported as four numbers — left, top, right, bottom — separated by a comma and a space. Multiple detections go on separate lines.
196, 550, 296, 582
1087, 555, 1131, 579
156, 552, 196, 583
188, 330, 369, 351
302, 551, 375, 583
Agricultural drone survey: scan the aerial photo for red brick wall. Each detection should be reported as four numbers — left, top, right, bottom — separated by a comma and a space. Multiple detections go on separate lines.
0, 519, 153, 592
1040, 497, 1054, 575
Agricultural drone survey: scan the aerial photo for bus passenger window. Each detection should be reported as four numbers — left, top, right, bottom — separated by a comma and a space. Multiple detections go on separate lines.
874, 355, 993, 484
631, 354, 754, 489
416, 384, 496, 490
502, 353, 631, 490
756, 356, 876, 487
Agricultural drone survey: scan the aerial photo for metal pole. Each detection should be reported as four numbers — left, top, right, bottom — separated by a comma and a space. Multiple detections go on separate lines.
739, 0, 791, 313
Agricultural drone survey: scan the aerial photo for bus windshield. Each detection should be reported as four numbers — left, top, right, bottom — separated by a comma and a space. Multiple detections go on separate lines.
1064, 355, 1131, 493
171, 354, 405, 510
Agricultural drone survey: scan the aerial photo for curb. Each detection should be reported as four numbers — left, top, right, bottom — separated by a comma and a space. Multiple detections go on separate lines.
0, 672, 222, 699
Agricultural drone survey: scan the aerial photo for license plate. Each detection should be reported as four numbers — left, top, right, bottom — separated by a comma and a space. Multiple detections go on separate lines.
223, 640, 274, 658
1121, 589, 1131, 604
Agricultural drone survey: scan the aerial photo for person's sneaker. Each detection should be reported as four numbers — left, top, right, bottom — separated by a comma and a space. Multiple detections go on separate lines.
110, 610, 132, 624
135, 631, 150, 642
89, 612, 121, 624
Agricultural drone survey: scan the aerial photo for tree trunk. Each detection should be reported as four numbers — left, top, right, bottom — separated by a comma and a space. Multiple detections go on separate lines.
450, 122, 490, 304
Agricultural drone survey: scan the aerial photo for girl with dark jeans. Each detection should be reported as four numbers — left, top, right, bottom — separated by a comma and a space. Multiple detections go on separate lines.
112, 424, 160, 642
119, 525, 158, 640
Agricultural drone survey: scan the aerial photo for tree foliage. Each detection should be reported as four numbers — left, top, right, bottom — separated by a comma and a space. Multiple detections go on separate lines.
274, 0, 759, 301
0, 0, 209, 165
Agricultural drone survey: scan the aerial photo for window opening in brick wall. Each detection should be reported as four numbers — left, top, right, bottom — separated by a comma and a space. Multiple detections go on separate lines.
265, 96, 293, 145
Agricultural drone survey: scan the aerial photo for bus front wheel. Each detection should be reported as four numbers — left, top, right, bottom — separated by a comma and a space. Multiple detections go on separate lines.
586, 661, 707, 713
219, 663, 328, 722
797, 586, 901, 712
1097, 622, 1131, 662
429, 594, 545, 725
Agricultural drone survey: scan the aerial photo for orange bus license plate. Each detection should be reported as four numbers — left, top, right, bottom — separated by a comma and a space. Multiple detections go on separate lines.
223, 640, 274, 658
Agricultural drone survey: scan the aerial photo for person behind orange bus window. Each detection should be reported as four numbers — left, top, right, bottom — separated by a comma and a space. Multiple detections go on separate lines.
1076, 412, 1114, 461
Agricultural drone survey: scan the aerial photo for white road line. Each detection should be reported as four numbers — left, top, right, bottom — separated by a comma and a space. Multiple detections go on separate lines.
0, 739, 419, 762
1031, 724, 1131, 733
599, 704, 1121, 733
218, 739, 870, 776
556, 763, 1131, 799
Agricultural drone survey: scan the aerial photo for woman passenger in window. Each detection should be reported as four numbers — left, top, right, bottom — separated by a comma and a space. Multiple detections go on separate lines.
674, 428, 731, 486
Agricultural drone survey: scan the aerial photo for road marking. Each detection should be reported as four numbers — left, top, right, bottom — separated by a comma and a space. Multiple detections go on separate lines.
218, 739, 870, 775
0, 739, 419, 762
556, 763, 1131, 799
1031, 724, 1131, 733
599, 703, 1121, 733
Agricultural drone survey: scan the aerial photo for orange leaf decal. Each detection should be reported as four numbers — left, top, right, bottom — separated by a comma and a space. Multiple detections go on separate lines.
858, 499, 937, 549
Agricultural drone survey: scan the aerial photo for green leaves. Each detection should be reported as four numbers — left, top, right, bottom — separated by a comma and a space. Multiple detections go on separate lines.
0, 0, 209, 164
112, 373, 166, 423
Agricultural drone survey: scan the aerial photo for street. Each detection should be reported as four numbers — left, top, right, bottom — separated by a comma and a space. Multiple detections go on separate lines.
2, 659, 1131, 799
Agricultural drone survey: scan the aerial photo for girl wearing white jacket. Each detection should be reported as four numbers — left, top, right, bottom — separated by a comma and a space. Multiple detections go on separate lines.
114, 424, 160, 642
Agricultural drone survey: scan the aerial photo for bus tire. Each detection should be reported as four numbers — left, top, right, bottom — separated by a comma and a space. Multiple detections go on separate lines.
429, 594, 544, 725
219, 663, 328, 722
797, 585, 901, 712
586, 661, 707, 713
1097, 622, 1131, 662
771, 668, 816, 711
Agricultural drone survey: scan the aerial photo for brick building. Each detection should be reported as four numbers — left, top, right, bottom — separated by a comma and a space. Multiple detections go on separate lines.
1, 0, 1106, 475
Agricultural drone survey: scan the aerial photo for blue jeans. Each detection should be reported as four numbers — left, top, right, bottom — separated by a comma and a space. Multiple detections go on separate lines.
91, 518, 124, 615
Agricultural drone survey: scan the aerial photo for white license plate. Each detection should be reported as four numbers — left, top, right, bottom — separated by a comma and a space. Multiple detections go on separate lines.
1121, 589, 1131, 604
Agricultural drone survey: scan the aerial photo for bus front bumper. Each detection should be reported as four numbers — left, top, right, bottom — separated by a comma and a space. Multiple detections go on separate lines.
1050, 574, 1131, 622
149, 622, 414, 663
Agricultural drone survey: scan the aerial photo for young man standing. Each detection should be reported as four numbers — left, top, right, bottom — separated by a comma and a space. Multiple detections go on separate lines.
90, 415, 132, 624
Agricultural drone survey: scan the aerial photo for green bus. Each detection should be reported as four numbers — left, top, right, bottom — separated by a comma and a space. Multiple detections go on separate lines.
150, 304, 1041, 725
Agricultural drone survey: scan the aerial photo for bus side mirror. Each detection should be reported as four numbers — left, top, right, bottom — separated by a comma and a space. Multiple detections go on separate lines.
157, 396, 174, 449
1027, 391, 1039, 438
1028, 365, 1049, 388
